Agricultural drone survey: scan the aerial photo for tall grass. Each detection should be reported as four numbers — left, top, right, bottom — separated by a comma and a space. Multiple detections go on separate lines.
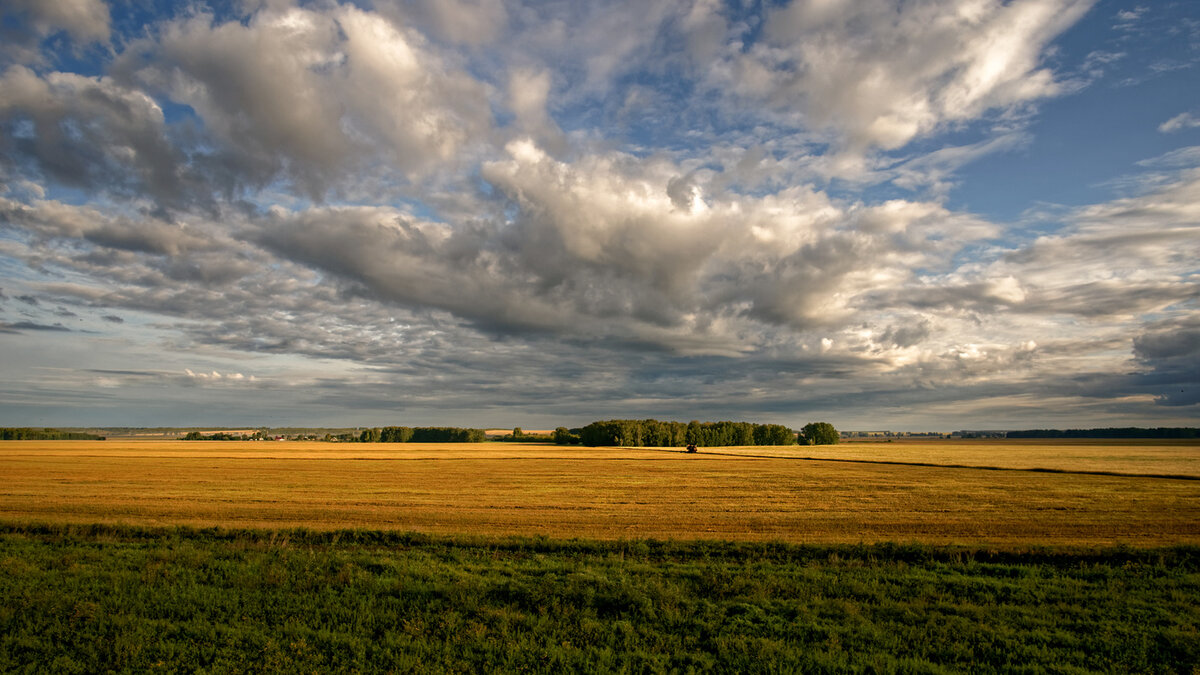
2, 524, 1197, 673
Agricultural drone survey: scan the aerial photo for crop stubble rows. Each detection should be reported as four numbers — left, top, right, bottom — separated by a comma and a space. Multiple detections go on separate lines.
1, 440, 1197, 545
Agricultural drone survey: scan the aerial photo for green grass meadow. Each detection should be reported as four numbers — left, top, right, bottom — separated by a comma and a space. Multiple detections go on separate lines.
1, 524, 1197, 673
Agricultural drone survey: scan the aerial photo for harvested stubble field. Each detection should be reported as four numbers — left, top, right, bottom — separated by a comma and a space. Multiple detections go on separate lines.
2, 439, 1197, 546
3, 439, 1200, 672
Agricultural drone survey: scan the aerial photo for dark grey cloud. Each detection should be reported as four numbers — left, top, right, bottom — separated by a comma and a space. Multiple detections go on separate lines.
87, 368, 150, 377
882, 320, 932, 348
101, 314, 123, 323
3, 320, 70, 332
0, 0, 110, 44
665, 173, 701, 211
0, 0, 110, 67
1153, 387, 1200, 407
1135, 328, 1200, 361
1129, 318, 1200, 407
81, 219, 209, 257
0, 67, 192, 210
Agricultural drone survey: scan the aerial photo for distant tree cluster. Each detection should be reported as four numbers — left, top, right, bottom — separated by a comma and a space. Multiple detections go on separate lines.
577, 420, 796, 447
0, 428, 105, 440
357, 427, 485, 443
553, 427, 582, 445
799, 422, 840, 445
357, 427, 414, 443
184, 431, 240, 441
1006, 428, 1199, 439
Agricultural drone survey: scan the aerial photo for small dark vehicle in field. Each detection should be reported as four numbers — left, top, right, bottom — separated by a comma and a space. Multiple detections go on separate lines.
686, 443, 698, 453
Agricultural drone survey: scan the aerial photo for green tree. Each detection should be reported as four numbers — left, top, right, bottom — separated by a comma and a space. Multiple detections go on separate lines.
800, 422, 839, 445
380, 426, 412, 443
755, 424, 795, 446
552, 427, 580, 445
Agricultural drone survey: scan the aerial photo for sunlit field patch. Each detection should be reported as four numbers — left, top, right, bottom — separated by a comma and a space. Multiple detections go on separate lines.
716, 438, 1200, 478
2, 439, 1197, 546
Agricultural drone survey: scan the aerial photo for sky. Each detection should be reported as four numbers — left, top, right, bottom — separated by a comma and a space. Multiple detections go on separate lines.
0, 0, 1198, 431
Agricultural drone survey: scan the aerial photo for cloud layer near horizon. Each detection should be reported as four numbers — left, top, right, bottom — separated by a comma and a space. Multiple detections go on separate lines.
0, 0, 1197, 429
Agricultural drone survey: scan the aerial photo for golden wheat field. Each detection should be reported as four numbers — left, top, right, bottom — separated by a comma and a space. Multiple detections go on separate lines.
1, 439, 1197, 546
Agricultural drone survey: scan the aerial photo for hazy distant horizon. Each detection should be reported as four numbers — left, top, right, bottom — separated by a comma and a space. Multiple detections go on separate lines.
1, 0, 1197, 431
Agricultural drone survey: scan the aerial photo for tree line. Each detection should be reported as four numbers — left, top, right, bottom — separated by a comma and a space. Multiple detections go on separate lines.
180, 427, 488, 443
182, 431, 248, 441
1, 422, 842, 447
573, 419, 838, 447
356, 427, 486, 443
1006, 427, 1199, 439
0, 428, 105, 440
